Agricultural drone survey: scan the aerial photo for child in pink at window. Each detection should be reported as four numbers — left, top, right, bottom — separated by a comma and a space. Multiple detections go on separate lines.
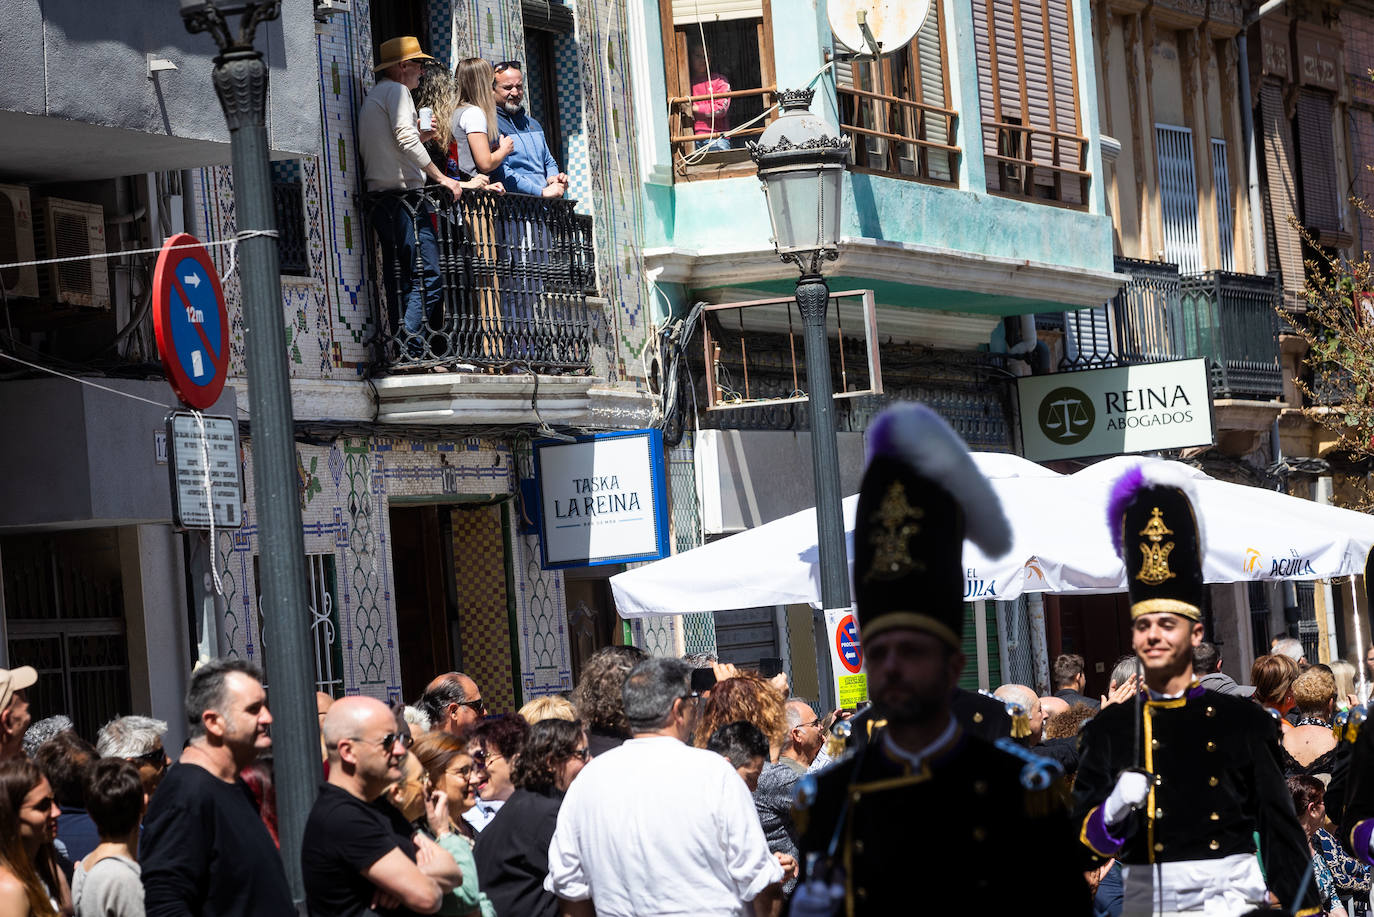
689, 43, 732, 152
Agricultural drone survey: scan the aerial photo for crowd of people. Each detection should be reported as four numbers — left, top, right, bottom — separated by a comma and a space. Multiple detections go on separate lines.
0, 642, 845, 917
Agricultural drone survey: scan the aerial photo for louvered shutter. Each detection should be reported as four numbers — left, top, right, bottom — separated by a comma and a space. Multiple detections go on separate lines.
1259, 79, 1305, 297
1063, 305, 1115, 367
1156, 125, 1202, 275
1295, 88, 1341, 235
670, 0, 762, 24
1046, 0, 1081, 204
915, 11, 952, 181
1211, 139, 1235, 271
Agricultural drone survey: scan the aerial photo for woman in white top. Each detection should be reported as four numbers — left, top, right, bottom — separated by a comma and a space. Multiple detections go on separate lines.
447, 57, 514, 186
0, 759, 69, 917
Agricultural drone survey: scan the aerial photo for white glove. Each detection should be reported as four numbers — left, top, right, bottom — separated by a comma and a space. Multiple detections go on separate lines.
1103, 770, 1151, 825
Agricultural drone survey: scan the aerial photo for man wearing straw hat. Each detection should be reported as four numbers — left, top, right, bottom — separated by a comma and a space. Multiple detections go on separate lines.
359, 37, 464, 360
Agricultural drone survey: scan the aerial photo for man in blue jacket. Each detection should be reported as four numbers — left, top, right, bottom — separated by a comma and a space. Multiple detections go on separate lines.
491, 61, 568, 198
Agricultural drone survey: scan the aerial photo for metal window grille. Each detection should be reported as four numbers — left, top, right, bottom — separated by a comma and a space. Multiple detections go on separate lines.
254, 553, 344, 696
271, 180, 310, 278
1249, 581, 1271, 661
1211, 139, 1235, 271
1156, 124, 1202, 275
1295, 582, 1320, 664
996, 598, 1037, 689
1060, 305, 1116, 369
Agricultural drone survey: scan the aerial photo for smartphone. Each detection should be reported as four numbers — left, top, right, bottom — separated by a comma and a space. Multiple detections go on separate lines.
690, 667, 717, 695
759, 657, 784, 679
418, 107, 433, 131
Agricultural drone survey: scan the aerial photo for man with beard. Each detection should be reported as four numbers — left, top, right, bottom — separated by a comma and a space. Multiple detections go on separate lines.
141, 658, 295, 917
791, 404, 1090, 913
490, 62, 568, 199
1073, 465, 1320, 916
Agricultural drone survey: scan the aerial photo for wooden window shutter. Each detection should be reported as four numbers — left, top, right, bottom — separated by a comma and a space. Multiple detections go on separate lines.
916, 11, 953, 182
1259, 78, 1305, 296
1156, 125, 1202, 275
670, 0, 762, 24
1294, 88, 1341, 237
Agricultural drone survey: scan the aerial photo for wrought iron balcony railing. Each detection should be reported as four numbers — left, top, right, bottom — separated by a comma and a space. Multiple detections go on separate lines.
1058, 256, 1282, 401
365, 187, 596, 374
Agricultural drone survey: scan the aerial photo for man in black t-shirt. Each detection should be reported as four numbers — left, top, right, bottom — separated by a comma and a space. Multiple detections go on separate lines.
142, 658, 294, 917
303, 696, 460, 917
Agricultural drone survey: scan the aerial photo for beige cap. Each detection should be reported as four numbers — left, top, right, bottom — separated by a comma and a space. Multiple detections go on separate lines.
0, 666, 37, 714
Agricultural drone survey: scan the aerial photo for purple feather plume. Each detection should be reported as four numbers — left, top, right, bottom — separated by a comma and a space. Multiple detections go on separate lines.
1106, 465, 1146, 557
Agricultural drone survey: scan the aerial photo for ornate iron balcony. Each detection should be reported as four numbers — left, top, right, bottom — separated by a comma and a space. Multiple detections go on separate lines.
365, 187, 597, 374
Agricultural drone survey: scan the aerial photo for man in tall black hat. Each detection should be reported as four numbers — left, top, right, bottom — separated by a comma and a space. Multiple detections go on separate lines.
791, 404, 1090, 914
1073, 463, 1320, 916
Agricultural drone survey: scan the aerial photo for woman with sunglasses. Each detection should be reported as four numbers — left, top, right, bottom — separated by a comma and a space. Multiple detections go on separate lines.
409, 731, 497, 917
385, 746, 494, 917
473, 718, 591, 917
463, 715, 528, 833
0, 758, 68, 917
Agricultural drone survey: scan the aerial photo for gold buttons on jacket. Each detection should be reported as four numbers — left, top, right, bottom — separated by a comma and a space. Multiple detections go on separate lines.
1206, 741, 1217, 751
1151, 738, 1160, 749
1209, 776, 1219, 787
1209, 840, 1221, 851
1154, 775, 1163, 787
1155, 808, 1165, 819
1206, 706, 1216, 717
1154, 842, 1164, 852
1209, 812, 1220, 821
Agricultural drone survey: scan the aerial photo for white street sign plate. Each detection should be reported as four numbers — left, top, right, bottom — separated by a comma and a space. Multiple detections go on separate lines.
167, 412, 243, 529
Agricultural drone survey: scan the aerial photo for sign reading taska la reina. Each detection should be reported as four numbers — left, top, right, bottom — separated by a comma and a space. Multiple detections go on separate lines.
1017, 358, 1214, 462
534, 429, 670, 569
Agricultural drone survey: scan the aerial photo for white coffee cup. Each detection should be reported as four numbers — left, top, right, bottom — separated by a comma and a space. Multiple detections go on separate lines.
418, 108, 433, 131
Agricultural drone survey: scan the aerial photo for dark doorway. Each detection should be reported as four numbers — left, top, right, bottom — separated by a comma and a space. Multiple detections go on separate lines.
1047, 593, 1132, 698
370, 0, 429, 63
389, 505, 458, 701
564, 574, 616, 685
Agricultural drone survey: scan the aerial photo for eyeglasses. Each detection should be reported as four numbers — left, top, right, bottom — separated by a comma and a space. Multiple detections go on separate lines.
130, 746, 168, 769
351, 732, 414, 751
493, 60, 521, 74
470, 749, 503, 766
456, 699, 487, 715
798, 718, 823, 731
568, 747, 591, 762
447, 763, 476, 780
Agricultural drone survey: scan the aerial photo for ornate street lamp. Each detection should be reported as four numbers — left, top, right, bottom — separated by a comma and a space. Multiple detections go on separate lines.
180, 0, 319, 903
750, 90, 852, 705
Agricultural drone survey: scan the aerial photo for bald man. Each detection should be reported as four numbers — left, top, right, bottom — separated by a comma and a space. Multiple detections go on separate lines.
420, 672, 485, 735
1040, 695, 1071, 720
993, 684, 1044, 746
302, 696, 460, 916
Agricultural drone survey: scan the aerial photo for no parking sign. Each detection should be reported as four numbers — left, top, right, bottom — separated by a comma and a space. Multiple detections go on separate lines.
825, 608, 869, 708
152, 233, 229, 410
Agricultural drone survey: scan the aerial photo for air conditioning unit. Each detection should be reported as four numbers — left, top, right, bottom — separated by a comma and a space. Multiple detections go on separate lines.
0, 184, 39, 300
36, 196, 110, 309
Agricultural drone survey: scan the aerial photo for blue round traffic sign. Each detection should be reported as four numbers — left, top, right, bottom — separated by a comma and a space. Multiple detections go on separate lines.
835, 614, 863, 674
153, 233, 229, 410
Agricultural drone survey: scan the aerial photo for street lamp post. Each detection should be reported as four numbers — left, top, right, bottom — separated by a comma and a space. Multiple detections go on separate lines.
750, 90, 851, 709
180, 0, 319, 903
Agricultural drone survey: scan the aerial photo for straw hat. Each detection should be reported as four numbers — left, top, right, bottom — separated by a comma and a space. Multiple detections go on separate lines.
374, 36, 434, 73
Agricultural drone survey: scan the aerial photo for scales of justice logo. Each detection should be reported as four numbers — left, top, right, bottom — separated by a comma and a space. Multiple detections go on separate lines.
1036, 386, 1096, 445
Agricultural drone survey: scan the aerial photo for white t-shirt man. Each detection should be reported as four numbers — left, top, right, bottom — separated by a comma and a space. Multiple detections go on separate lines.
545, 735, 784, 916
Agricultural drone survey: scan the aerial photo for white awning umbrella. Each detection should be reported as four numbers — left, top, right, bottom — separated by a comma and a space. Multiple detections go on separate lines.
610, 454, 1374, 619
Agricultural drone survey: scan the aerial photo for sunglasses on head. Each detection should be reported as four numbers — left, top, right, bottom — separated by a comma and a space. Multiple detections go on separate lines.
493, 60, 521, 73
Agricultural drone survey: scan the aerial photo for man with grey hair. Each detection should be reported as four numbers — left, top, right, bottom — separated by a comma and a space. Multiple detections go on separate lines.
141, 657, 293, 917
97, 715, 170, 795
1273, 636, 1307, 667
22, 714, 73, 759
546, 657, 784, 916
754, 699, 822, 893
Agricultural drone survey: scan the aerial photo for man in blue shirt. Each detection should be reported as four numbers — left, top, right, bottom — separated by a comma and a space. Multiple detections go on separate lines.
491, 61, 568, 198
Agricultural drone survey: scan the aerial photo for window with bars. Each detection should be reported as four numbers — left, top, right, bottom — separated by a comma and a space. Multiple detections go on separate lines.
1156, 124, 1202, 275
661, 0, 776, 180
834, 7, 958, 184
972, 0, 1087, 206
253, 553, 344, 697
1211, 138, 1235, 272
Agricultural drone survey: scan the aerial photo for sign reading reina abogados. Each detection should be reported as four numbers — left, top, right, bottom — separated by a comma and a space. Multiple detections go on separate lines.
534, 429, 670, 569
1017, 358, 1214, 462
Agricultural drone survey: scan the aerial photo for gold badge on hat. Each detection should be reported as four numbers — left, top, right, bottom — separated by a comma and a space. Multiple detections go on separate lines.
1136, 506, 1176, 586
863, 481, 925, 583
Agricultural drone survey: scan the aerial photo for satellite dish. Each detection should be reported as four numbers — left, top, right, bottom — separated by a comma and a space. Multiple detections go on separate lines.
828, 0, 931, 56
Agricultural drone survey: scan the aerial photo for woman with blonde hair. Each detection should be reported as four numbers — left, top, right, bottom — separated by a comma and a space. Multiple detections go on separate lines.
448, 57, 514, 184
413, 64, 497, 192
1330, 659, 1359, 710
0, 758, 67, 917
518, 694, 576, 725
1281, 665, 1351, 820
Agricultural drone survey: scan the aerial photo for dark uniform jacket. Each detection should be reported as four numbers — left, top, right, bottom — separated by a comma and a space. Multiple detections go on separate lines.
1337, 708, 1374, 866
796, 722, 1091, 915
1072, 684, 1321, 914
